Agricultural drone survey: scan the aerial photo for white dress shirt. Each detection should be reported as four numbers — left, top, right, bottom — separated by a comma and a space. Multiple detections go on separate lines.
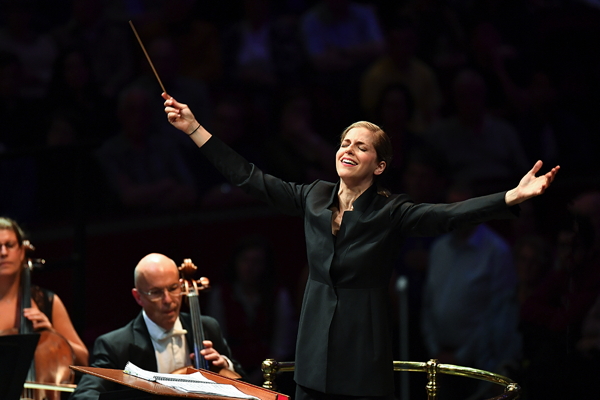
142, 311, 191, 373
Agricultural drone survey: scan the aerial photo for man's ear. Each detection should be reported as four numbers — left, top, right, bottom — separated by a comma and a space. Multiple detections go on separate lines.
374, 161, 386, 176
132, 288, 143, 306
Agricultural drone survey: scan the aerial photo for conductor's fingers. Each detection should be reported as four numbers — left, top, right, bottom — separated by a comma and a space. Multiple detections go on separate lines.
530, 160, 543, 176
166, 111, 181, 123
161, 92, 171, 100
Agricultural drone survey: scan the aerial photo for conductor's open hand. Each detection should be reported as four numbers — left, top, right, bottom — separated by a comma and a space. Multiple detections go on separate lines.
162, 93, 197, 134
505, 161, 560, 206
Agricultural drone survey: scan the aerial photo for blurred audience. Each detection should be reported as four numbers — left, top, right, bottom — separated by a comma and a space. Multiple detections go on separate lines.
45, 50, 115, 146
51, 0, 134, 100
424, 68, 530, 194
421, 182, 521, 400
95, 87, 198, 213
301, 0, 385, 128
207, 235, 296, 385
361, 15, 442, 134
519, 213, 600, 399
262, 89, 337, 183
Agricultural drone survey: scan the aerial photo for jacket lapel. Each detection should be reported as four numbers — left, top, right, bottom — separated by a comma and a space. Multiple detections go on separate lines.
129, 312, 158, 370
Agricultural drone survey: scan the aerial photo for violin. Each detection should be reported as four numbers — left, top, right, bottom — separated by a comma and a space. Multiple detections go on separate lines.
176, 259, 241, 379
19, 241, 76, 400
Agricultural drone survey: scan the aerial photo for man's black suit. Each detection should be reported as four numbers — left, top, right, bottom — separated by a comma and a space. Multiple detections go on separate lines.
69, 312, 242, 400
199, 136, 519, 397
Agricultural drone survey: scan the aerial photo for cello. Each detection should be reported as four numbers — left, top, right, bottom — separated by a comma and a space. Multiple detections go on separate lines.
176, 258, 241, 379
19, 241, 76, 400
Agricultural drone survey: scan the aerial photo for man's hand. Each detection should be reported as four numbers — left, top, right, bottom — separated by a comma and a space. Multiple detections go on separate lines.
200, 340, 229, 370
505, 161, 560, 206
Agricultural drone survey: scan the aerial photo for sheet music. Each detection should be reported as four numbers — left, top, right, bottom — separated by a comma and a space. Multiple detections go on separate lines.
124, 362, 259, 399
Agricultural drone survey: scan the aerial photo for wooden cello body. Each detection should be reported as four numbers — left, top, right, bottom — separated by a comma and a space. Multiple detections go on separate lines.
19, 244, 76, 400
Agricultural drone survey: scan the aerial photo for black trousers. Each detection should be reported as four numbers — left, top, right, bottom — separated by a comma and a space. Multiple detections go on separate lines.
295, 385, 396, 400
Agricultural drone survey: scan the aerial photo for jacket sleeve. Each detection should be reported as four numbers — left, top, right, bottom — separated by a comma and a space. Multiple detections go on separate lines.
395, 192, 519, 237
68, 335, 122, 400
198, 135, 317, 217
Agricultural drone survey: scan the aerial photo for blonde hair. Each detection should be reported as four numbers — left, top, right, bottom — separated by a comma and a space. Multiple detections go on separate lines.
340, 121, 393, 196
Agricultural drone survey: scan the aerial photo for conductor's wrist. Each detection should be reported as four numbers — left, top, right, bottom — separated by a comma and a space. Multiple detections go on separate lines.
505, 188, 520, 207
187, 123, 201, 136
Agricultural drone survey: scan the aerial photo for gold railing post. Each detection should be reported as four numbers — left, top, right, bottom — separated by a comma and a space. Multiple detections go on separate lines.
261, 358, 280, 390
426, 359, 439, 400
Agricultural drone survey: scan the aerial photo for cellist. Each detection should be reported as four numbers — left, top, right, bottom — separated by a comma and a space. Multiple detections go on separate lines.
69, 253, 245, 400
0, 217, 89, 366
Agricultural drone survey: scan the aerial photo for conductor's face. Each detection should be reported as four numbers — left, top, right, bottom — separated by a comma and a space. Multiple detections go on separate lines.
132, 254, 182, 331
336, 127, 385, 187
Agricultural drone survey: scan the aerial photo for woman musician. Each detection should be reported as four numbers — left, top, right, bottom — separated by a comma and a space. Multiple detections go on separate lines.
0, 217, 88, 367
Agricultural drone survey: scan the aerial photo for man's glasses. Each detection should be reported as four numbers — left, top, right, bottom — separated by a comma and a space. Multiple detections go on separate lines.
138, 283, 182, 301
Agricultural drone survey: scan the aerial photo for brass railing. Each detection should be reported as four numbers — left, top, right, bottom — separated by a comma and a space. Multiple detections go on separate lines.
261, 359, 520, 400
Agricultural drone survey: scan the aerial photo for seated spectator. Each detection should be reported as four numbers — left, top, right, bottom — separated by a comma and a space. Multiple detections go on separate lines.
520, 213, 600, 400
206, 235, 296, 385
95, 87, 198, 213
423, 68, 530, 194
513, 235, 553, 305
301, 0, 385, 127
51, 0, 134, 100
361, 15, 442, 134
221, 0, 307, 88
421, 182, 521, 400
45, 50, 115, 146
262, 90, 337, 183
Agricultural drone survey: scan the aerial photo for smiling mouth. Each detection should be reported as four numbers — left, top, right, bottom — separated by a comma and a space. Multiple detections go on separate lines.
341, 159, 357, 166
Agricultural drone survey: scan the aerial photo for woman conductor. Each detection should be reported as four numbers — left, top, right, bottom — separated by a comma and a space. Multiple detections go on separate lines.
162, 92, 559, 400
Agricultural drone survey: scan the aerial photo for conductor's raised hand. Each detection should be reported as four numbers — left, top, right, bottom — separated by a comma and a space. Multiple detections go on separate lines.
162, 92, 197, 134
162, 93, 211, 146
505, 161, 560, 206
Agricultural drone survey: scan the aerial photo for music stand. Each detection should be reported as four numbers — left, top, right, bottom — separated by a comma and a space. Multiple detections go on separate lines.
0, 333, 40, 400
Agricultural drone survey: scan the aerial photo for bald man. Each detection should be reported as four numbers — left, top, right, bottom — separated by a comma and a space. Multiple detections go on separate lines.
70, 253, 244, 400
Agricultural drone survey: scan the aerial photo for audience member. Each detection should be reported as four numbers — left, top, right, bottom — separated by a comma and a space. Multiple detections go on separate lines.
196, 91, 265, 208
221, 0, 307, 89
300, 0, 384, 75
519, 213, 600, 400
0, 50, 38, 222
513, 235, 553, 306
45, 50, 115, 146
128, 36, 212, 140
370, 83, 444, 193
301, 0, 385, 126
95, 87, 198, 213
389, 146, 449, 400
573, 290, 600, 397
0, 2, 58, 102
423, 68, 530, 194
51, 0, 134, 101
69, 253, 244, 400
421, 182, 521, 400
207, 235, 296, 385
361, 15, 442, 134
262, 90, 337, 183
